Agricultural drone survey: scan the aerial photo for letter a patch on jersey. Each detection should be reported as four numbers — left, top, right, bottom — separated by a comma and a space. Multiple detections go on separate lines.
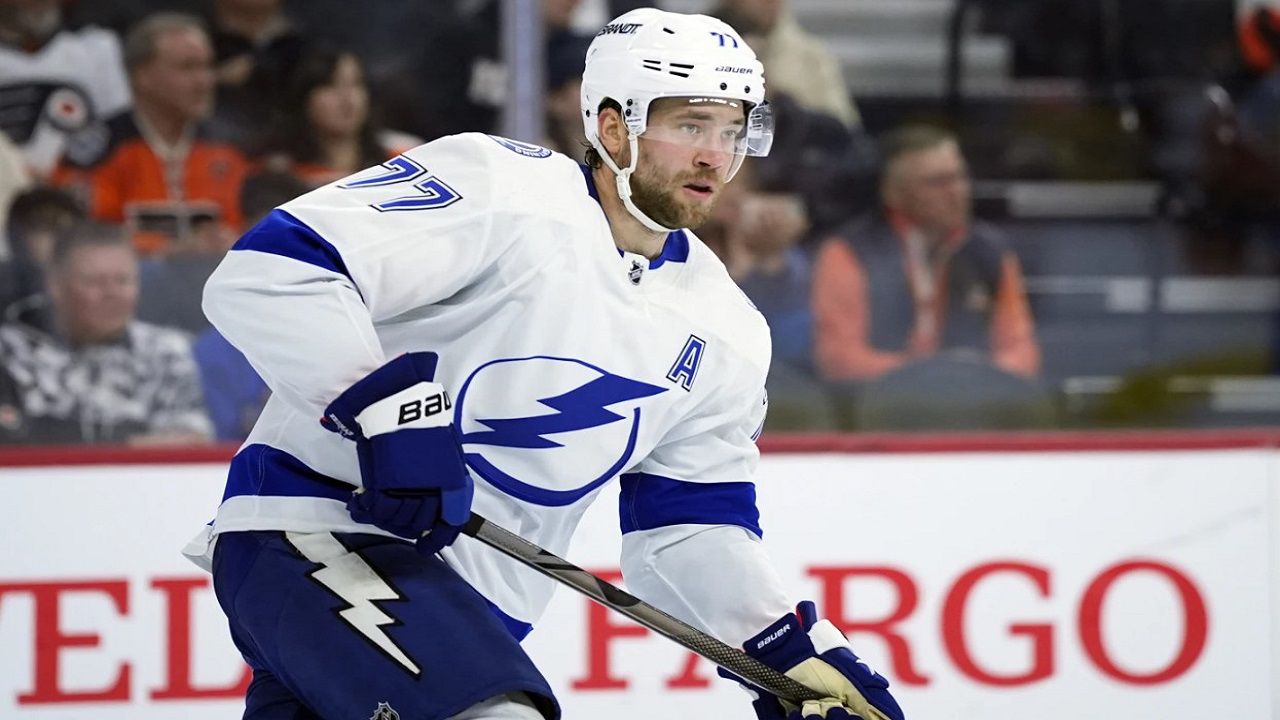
667, 335, 706, 391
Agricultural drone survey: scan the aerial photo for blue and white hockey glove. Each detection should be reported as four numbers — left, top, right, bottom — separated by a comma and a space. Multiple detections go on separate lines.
722, 601, 905, 720
321, 352, 473, 555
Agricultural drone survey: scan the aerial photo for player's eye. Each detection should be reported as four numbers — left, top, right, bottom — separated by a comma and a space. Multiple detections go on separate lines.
679, 123, 703, 135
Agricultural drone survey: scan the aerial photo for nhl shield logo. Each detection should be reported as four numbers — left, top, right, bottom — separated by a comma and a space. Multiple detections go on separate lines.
628, 259, 645, 285
370, 702, 400, 720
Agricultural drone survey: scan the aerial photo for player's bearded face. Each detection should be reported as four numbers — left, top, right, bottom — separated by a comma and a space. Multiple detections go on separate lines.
628, 140, 723, 230
622, 98, 752, 230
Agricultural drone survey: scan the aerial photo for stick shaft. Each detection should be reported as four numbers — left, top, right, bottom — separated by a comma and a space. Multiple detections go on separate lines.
461, 512, 824, 703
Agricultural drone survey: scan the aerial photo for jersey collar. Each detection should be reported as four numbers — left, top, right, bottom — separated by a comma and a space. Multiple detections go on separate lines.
580, 164, 690, 269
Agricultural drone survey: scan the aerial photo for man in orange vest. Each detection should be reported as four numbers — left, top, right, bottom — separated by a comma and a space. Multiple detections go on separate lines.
813, 125, 1040, 382
56, 12, 248, 255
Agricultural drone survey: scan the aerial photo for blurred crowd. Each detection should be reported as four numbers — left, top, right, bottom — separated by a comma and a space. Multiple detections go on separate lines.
1, 0, 1278, 445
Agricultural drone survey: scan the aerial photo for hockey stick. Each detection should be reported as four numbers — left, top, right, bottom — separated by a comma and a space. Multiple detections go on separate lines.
461, 512, 825, 704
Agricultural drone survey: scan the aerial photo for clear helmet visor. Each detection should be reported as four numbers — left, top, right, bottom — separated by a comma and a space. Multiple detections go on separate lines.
636, 97, 774, 182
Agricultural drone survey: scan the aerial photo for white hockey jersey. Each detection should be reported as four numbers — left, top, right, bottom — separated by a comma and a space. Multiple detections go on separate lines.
192, 133, 793, 644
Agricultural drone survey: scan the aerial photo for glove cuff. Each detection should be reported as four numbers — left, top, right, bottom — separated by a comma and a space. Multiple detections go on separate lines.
322, 352, 440, 438
742, 612, 814, 672
356, 382, 452, 436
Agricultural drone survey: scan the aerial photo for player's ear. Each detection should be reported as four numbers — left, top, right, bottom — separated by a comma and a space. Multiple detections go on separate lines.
597, 105, 629, 166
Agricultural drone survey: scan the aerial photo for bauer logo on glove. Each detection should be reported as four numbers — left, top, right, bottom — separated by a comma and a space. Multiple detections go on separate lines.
395, 390, 451, 426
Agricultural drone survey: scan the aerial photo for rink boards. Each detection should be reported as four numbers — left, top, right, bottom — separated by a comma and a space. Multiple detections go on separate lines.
0, 439, 1275, 719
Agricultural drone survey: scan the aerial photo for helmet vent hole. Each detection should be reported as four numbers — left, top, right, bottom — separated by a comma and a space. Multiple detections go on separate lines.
663, 27, 675, 34
720, 83, 728, 90
668, 70, 691, 78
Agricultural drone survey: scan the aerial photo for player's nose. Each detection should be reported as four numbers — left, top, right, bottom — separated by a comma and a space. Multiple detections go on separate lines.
693, 147, 730, 171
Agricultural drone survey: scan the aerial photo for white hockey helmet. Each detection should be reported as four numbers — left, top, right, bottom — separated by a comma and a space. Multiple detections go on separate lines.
581, 8, 774, 231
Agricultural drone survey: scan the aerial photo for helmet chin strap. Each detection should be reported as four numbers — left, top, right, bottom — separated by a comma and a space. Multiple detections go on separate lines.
598, 133, 676, 234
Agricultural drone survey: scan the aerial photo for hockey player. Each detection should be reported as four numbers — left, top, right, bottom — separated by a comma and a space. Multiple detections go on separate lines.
188, 8, 904, 720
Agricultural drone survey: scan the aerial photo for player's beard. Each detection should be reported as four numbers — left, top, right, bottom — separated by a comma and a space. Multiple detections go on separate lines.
629, 160, 719, 230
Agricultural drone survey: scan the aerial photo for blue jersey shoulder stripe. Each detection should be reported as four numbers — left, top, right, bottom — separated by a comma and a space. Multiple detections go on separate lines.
223, 443, 354, 503
618, 472, 761, 538
232, 209, 356, 285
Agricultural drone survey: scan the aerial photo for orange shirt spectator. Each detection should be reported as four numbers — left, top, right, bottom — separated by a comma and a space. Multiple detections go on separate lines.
812, 125, 1039, 381
54, 12, 248, 255
61, 112, 248, 253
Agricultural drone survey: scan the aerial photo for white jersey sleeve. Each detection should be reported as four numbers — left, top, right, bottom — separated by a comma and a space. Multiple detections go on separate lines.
202, 133, 515, 417
618, 280, 793, 646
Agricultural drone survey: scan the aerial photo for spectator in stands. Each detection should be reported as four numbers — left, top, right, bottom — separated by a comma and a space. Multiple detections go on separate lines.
282, 0, 477, 140
205, 0, 310, 152
711, 0, 859, 127
728, 187, 815, 373
55, 12, 249, 256
260, 47, 418, 188
0, 0, 132, 180
1, 186, 85, 316
0, 221, 211, 445
812, 125, 1040, 383
189, 170, 301, 441
2, 187, 85, 314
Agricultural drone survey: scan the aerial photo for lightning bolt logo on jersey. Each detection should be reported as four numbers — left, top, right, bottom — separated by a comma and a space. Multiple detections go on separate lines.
456, 357, 667, 506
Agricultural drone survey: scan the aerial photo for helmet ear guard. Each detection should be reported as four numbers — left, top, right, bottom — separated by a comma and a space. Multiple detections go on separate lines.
580, 8, 773, 231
